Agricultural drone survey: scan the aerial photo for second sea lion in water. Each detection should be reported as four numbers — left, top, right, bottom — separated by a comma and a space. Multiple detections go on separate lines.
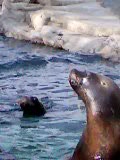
18, 96, 46, 117
69, 69, 120, 160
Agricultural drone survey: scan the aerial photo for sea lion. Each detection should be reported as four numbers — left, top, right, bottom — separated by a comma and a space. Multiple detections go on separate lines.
69, 69, 120, 160
18, 96, 46, 117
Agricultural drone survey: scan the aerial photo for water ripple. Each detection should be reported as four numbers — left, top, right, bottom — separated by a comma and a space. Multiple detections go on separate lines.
0, 56, 48, 71
49, 57, 73, 64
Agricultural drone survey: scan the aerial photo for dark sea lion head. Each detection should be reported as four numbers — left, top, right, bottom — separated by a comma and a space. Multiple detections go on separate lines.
18, 96, 46, 117
69, 69, 120, 119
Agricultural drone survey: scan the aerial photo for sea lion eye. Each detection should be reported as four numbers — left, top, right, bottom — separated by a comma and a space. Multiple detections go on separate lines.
31, 97, 37, 102
101, 81, 107, 86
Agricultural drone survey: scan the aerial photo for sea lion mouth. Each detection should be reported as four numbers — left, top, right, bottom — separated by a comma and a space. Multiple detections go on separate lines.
69, 69, 88, 88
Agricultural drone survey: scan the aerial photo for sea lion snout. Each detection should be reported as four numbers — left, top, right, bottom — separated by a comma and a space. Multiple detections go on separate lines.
17, 96, 29, 109
69, 69, 89, 87
17, 96, 37, 109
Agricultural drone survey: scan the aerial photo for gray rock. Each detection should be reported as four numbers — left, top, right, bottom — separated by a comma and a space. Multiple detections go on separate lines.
0, 0, 120, 62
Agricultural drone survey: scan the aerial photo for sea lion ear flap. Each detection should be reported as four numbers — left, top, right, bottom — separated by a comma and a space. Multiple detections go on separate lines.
31, 96, 38, 102
101, 81, 108, 87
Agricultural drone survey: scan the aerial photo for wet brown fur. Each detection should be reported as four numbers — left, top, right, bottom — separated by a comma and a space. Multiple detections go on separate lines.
69, 69, 120, 160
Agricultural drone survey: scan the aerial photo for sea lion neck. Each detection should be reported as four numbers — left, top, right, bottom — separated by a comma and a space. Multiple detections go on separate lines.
86, 106, 110, 127
85, 88, 120, 121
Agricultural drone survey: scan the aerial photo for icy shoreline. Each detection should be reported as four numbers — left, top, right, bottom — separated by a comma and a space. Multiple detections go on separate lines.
0, 0, 120, 62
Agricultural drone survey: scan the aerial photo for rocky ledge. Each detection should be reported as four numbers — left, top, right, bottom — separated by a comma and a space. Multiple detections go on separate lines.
0, 0, 120, 62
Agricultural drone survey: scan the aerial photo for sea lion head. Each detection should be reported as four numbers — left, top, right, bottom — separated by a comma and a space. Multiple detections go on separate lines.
69, 69, 120, 119
18, 96, 46, 117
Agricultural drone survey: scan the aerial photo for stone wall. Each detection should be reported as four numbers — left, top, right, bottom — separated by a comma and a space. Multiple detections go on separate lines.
29, 0, 85, 5
0, 0, 120, 62
0, 0, 3, 5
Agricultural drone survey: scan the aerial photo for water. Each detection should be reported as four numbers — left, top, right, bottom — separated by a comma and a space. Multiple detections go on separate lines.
0, 35, 120, 160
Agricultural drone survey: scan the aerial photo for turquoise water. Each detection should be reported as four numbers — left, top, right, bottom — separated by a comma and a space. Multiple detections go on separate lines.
0, 35, 120, 160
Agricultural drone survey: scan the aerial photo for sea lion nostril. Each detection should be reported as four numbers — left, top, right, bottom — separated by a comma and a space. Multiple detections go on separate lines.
70, 79, 77, 85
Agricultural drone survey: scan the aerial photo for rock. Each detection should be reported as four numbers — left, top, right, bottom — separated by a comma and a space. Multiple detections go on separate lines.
102, 0, 120, 17
30, 10, 50, 31
30, 0, 83, 6
0, 0, 120, 62
100, 35, 120, 61
0, 0, 3, 5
